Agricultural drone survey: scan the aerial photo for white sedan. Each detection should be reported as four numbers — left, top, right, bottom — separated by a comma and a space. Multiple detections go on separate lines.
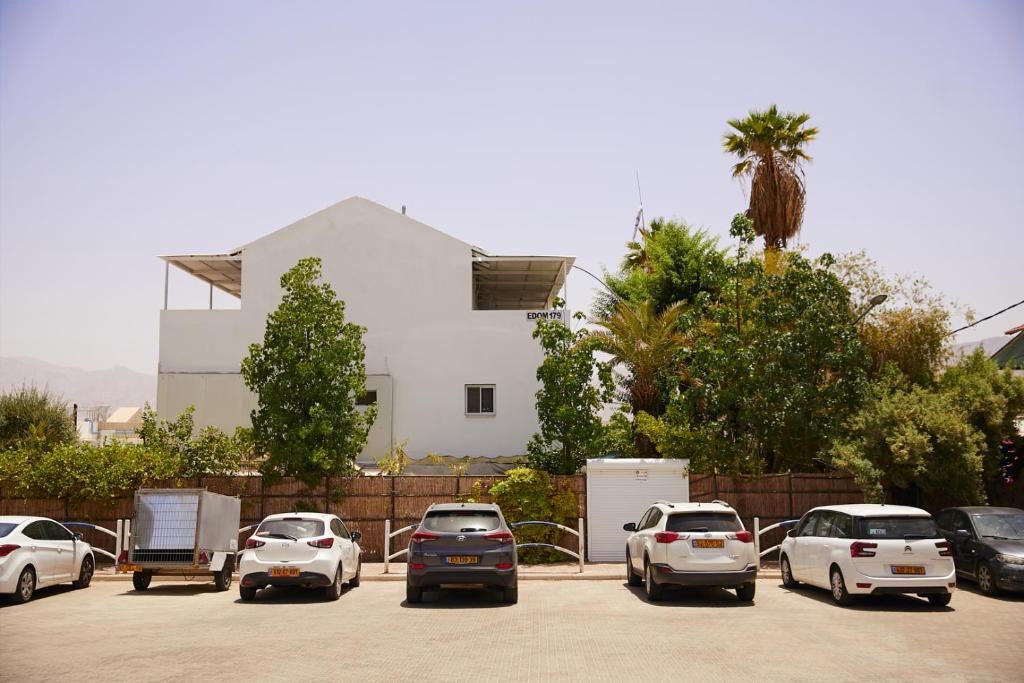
779, 504, 955, 606
0, 516, 96, 604
238, 513, 362, 601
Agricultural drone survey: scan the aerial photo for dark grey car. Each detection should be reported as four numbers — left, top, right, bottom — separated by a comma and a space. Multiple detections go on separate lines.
937, 506, 1024, 595
406, 503, 518, 604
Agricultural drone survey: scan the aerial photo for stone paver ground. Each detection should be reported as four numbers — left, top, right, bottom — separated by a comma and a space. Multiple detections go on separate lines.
2, 577, 1019, 682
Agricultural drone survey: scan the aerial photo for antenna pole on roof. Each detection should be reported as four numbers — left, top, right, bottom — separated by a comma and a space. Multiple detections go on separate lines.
631, 170, 645, 242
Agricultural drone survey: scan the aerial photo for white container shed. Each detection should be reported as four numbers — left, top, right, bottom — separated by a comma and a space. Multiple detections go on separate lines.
586, 458, 690, 562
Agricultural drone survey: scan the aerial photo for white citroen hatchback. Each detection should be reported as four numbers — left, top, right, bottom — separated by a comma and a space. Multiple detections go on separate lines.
624, 501, 758, 602
778, 504, 955, 606
238, 513, 362, 601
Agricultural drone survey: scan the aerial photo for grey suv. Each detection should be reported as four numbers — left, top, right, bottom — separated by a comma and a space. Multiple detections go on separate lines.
406, 503, 518, 604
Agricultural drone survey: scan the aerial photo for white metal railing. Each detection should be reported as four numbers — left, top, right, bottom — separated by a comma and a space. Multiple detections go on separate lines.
753, 517, 799, 568
383, 518, 585, 574
63, 519, 131, 563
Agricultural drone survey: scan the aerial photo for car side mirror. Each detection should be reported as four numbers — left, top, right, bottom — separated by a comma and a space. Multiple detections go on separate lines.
787, 529, 797, 538
955, 529, 971, 539
623, 522, 636, 532
351, 531, 362, 542
73, 532, 83, 541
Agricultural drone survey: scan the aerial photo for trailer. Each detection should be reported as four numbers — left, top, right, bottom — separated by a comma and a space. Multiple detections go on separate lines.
117, 489, 241, 591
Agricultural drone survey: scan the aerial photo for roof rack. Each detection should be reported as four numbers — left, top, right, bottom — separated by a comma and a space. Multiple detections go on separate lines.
711, 499, 731, 507
654, 500, 675, 508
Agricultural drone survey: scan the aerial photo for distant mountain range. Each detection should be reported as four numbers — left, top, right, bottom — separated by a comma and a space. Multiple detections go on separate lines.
0, 356, 156, 408
950, 336, 1009, 361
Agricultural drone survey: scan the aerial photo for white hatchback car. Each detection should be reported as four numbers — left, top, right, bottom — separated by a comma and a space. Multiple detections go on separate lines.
238, 512, 362, 601
0, 516, 96, 604
624, 501, 758, 601
779, 504, 955, 606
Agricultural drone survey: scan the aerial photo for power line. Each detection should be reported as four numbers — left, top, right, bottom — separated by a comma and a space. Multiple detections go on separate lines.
948, 297, 1024, 337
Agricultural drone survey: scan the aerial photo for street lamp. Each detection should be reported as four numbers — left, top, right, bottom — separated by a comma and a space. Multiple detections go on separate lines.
853, 294, 888, 325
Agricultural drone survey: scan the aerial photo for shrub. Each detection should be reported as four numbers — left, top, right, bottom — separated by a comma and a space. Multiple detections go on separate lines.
0, 385, 76, 450
489, 468, 579, 563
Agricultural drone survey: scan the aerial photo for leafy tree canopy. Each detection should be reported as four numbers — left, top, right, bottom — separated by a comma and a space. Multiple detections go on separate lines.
0, 385, 76, 450
242, 257, 376, 485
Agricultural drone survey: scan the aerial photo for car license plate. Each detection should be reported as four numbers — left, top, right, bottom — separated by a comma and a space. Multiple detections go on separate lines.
118, 564, 142, 573
891, 565, 925, 575
445, 556, 480, 565
270, 566, 300, 577
692, 539, 725, 549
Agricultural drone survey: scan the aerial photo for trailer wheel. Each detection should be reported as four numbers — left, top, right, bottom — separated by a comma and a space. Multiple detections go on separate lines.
132, 571, 152, 591
214, 561, 232, 591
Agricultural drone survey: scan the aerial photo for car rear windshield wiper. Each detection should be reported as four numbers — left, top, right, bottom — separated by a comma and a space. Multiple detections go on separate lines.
683, 527, 710, 533
460, 527, 487, 532
903, 534, 933, 540
983, 535, 1013, 540
262, 533, 297, 540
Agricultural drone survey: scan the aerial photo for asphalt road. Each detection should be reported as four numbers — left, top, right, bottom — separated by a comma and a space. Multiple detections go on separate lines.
1, 578, 1020, 682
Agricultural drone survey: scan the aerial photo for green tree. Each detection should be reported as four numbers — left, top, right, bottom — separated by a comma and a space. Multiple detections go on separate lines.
0, 385, 76, 450
527, 306, 614, 474
242, 257, 376, 485
589, 300, 692, 456
488, 468, 579, 563
723, 105, 819, 249
137, 404, 243, 478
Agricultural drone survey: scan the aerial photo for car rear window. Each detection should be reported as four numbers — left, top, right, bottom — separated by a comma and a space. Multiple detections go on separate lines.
0, 522, 16, 538
421, 511, 500, 533
666, 513, 741, 532
256, 518, 325, 539
856, 516, 938, 539
972, 513, 1024, 540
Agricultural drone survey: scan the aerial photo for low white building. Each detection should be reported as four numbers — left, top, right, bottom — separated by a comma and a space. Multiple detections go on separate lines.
158, 197, 572, 464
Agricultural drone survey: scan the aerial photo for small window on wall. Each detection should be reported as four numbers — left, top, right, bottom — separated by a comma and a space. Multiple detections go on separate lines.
356, 391, 377, 406
466, 385, 495, 415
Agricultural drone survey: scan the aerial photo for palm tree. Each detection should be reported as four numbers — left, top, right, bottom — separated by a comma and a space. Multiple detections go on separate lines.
589, 300, 692, 455
723, 105, 819, 249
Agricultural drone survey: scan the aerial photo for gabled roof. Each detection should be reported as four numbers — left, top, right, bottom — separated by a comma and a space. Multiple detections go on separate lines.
992, 326, 1024, 370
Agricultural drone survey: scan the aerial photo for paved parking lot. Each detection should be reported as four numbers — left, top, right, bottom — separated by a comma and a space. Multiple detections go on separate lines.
1, 577, 1020, 682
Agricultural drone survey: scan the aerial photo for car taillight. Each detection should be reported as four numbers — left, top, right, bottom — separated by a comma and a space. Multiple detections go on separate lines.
654, 532, 680, 543
485, 531, 515, 544
199, 550, 210, 564
117, 549, 128, 563
936, 541, 952, 557
851, 541, 877, 558
496, 562, 514, 569
410, 563, 427, 570
245, 538, 265, 549
0, 544, 20, 558
732, 531, 754, 543
307, 537, 334, 549
411, 531, 440, 543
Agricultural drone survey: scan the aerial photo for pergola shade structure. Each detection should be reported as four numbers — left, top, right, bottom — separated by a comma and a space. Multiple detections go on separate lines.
161, 251, 243, 299
471, 252, 574, 310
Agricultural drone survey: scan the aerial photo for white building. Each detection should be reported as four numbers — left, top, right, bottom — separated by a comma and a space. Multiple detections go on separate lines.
158, 197, 572, 464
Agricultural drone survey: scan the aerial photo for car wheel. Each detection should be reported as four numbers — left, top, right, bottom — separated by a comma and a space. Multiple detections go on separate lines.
406, 581, 423, 604
132, 571, 152, 591
780, 555, 798, 588
349, 558, 361, 588
324, 564, 343, 601
73, 555, 94, 589
503, 583, 518, 604
644, 560, 664, 602
214, 562, 232, 592
927, 593, 952, 607
977, 561, 997, 595
12, 566, 35, 604
626, 551, 642, 587
736, 582, 756, 602
830, 567, 854, 606
239, 585, 257, 602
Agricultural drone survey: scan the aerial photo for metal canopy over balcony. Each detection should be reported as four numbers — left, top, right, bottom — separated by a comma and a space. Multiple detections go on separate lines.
472, 252, 574, 310
160, 251, 243, 298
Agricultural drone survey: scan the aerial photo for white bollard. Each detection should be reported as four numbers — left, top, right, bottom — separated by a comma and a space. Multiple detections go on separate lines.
383, 519, 391, 574
578, 518, 585, 573
753, 517, 761, 569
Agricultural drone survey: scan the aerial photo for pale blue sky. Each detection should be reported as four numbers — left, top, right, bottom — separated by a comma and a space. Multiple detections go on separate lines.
1, 1, 1022, 373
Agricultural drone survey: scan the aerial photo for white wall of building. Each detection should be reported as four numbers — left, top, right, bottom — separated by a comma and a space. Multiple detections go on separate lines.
158, 197, 554, 462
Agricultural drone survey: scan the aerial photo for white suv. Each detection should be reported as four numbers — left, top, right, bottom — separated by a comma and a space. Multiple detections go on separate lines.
624, 501, 758, 602
778, 504, 955, 607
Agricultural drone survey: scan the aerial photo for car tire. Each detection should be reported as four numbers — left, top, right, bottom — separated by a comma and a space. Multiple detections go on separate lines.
132, 571, 152, 591
626, 551, 642, 587
214, 562, 232, 592
927, 593, 952, 607
324, 564, 343, 601
780, 555, 798, 588
644, 560, 664, 602
736, 582, 756, 602
73, 555, 94, 589
12, 566, 35, 604
349, 558, 361, 588
503, 584, 518, 604
239, 585, 257, 602
977, 561, 998, 595
830, 566, 855, 606
406, 581, 423, 604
